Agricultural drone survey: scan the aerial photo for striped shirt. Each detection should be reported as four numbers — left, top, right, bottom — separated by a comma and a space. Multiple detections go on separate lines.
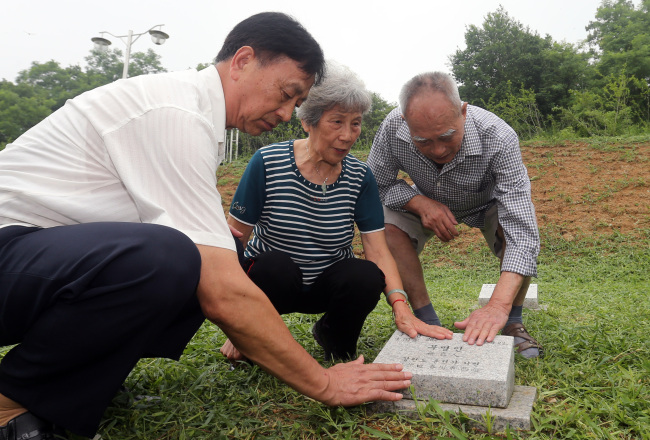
367, 106, 539, 277
230, 140, 384, 286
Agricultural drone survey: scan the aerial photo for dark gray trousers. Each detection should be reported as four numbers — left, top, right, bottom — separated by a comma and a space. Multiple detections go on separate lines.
0, 223, 203, 436
242, 250, 385, 358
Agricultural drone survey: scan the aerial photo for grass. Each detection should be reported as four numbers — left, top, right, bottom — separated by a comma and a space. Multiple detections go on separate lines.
55, 226, 646, 440
2, 139, 649, 439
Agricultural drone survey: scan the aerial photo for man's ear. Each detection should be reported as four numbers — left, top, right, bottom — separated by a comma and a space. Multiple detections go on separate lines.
230, 46, 256, 81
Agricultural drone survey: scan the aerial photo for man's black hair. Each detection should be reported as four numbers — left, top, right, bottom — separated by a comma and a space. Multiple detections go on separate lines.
215, 12, 325, 84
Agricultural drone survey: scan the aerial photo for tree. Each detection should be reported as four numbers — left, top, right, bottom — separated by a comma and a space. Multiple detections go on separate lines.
0, 80, 54, 149
359, 93, 396, 147
450, 8, 551, 108
539, 41, 593, 112
585, 0, 650, 127
15, 61, 92, 111
555, 67, 648, 136
587, 0, 650, 81
449, 7, 590, 117
486, 82, 544, 139
85, 48, 167, 85
3, 48, 169, 146
84, 48, 124, 84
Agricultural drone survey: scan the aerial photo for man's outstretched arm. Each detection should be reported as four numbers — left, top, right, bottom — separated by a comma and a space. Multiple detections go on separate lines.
196, 245, 412, 406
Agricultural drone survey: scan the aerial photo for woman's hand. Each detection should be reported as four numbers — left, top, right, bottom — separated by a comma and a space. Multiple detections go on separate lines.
392, 301, 453, 340
220, 338, 249, 363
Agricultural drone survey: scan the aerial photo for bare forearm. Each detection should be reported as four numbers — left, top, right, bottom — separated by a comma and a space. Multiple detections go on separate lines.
403, 195, 458, 242
403, 194, 429, 216
196, 245, 330, 399
368, 250, 412, 320
361, 231, 404, 299
488, 271, 526, 313
361, 232, 453, 340
227, 216, 253, 246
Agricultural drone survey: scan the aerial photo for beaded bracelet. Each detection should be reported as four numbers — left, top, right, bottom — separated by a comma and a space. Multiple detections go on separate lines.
385, 288, 408, 305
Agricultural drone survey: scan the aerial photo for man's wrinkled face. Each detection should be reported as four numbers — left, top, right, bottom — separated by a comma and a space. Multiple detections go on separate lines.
234, 55, 314, 136
403, 91, 467, 165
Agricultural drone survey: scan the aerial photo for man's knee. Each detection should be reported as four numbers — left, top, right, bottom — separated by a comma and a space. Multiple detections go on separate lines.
384, 223, 405, 238
385, 223, 421, 253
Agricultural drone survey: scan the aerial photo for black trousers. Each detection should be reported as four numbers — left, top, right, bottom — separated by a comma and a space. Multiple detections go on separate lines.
0, 223, 203, 437
242, 251, 385, 358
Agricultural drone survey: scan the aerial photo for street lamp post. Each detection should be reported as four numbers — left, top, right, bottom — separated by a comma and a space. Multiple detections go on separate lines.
91, 25, 170, 78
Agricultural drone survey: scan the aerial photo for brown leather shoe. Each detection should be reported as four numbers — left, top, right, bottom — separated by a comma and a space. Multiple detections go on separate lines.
0, 412, 67, 440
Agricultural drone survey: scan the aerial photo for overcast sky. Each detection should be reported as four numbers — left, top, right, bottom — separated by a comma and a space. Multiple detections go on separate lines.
3, 0, 614, 103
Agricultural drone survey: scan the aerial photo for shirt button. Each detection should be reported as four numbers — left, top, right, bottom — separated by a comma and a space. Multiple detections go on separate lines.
437, 182, 441, 187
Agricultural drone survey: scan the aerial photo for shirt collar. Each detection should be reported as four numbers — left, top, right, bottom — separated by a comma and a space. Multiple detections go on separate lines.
460, 106, 482, 157
396, 115, 412, 144
199, 65, 226, 143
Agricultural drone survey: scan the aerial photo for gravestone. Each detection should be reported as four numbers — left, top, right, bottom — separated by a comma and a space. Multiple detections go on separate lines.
370, 331, 537, 431
373, 332, 514, 407
479, 283, 541, 310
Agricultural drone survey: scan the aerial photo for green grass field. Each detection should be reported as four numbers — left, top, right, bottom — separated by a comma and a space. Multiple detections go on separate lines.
83, 226, 648, 440
3, 139, 649, 439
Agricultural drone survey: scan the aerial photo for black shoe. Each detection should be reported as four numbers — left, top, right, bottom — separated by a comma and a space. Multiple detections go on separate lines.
0, 412, 67, 440
311, 319, 354, 362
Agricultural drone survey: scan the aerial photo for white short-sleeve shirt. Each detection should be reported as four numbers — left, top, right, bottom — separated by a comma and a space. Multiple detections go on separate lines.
0, 66, 235, 251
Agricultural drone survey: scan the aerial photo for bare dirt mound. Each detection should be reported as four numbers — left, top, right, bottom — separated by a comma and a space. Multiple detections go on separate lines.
218, 141, 650, 250
525, 141, 649, 238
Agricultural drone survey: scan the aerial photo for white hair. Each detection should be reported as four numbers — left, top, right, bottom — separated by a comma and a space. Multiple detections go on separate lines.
297, 60, 372, 127
399, 71, 462, 116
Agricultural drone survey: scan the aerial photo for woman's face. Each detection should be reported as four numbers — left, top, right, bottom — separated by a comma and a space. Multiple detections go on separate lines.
303, 106, 363, 163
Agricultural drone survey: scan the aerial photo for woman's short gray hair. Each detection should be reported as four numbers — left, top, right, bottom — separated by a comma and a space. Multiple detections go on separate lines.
399, 72, 462, 116
297, 61, 372, 127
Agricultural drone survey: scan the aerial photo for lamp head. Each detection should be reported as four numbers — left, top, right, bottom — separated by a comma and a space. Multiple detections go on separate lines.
149, 29, 169, 45
91, 36, 112, 51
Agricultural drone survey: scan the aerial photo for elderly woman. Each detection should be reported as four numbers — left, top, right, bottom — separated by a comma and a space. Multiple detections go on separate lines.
223, 63, 452, 362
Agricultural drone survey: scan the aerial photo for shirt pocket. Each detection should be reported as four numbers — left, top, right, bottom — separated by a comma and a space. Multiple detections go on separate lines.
454, 177, 490, 194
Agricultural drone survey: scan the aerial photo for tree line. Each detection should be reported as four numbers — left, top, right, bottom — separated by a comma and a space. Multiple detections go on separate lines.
0, 48, 170, 149
1, 0, 648, 151
242, 0, 649, 152
451, 0, 649, 139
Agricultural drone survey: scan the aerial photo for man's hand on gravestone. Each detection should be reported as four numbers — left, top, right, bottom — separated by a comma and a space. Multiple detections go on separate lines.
319, 356, 412, 406
453, 302, 509, 346
393, 305, 453, 340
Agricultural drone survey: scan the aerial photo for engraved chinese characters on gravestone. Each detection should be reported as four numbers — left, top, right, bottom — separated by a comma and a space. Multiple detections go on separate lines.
373, 332, 515, 408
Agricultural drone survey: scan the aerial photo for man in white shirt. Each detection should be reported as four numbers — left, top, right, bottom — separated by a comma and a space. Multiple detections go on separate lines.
0, 12, 412, 440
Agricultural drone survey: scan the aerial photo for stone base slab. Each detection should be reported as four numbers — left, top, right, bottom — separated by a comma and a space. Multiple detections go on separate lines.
368, 385, 537, 432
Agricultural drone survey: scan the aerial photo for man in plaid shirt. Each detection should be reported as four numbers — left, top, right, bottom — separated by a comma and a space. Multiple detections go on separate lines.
367, 72, 542, 358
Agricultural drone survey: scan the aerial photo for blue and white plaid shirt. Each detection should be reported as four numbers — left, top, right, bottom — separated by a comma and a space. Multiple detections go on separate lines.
367, 106, 539, 277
